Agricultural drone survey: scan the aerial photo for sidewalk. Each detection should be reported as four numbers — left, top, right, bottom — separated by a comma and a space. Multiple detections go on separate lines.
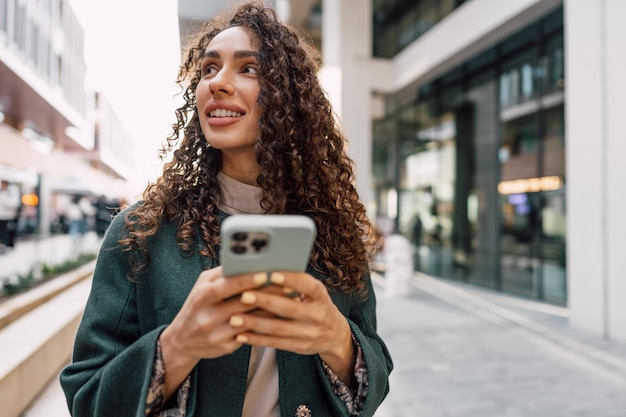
17, 264, 626, 416
373, 272, 626, 417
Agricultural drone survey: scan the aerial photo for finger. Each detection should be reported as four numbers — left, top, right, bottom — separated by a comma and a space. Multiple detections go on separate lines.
200, 270, 272, 303
198, 267, 222, 283
200, 322, 244, 347
238, 289, 305, 320
234, 330, 315, 355
202, 328, 246, 357
231, 311, 313, 339
269, 272, 328, 301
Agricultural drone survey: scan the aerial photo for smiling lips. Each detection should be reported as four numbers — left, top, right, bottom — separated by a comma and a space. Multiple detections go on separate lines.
203, 101, 246, 126
209, 109, 243, 118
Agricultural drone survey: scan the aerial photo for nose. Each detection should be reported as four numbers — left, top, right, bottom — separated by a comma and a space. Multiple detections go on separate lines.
208, 70, 233, 95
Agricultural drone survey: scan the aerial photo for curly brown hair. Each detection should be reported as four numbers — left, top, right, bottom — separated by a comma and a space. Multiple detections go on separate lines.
119, 1, 378, 294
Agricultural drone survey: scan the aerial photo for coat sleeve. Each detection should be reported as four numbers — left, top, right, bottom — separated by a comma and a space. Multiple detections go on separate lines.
59, 208, 162, 417
322, 273, 394, 417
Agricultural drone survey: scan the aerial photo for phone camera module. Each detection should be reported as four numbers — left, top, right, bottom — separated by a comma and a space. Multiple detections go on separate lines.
229, 231, 270, 255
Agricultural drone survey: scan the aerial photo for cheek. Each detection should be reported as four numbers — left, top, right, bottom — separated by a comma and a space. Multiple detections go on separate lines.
196, 82, 209, 106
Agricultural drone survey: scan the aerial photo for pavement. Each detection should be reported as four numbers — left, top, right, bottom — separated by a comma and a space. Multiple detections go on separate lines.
373, 273, 626, 417
5, 237, 626, 417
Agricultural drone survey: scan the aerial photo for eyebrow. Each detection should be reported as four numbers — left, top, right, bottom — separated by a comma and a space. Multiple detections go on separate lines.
203, 50, 259, 59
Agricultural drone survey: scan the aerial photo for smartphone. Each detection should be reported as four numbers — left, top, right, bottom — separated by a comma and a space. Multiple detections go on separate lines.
220, 214, 317, 277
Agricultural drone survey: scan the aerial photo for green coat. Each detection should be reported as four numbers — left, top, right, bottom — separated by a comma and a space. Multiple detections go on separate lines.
60, 208, 393, 417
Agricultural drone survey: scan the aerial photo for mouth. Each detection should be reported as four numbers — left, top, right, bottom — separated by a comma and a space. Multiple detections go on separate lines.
208, 109, 244, 118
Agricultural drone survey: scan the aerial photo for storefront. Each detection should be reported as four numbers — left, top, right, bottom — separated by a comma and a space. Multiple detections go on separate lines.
374, 7, 566, 304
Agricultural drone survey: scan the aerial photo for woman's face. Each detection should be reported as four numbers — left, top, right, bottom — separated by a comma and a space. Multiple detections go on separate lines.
196, 26, 261, 160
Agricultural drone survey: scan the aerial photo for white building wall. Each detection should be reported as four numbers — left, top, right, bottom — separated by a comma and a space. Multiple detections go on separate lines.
565, 0, 626, 341
604, 0, 626, 342
321, 0, 380, 210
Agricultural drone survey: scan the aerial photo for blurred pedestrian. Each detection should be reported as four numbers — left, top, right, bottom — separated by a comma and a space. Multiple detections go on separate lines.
95, 195, 118, 237
0, 180, 21, 253
411, 214, 423, 270
66, 194, 95, 254
412, 214, 423, 248
60, 2, 392, 417
383, 233, 413, 298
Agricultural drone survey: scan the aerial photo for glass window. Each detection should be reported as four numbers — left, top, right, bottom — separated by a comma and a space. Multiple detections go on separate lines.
542, 104, 565, 177
545, 34, 565, 93
375, 5, 565, 303
30, 23, 39, 67
398, 103, 417, 144
373, 118, 397, 185
501, 113, 538, 181
396, 6, 416, 50
0, 0, 7, 34
372, 0, 466, 58
499, 68, 520, 108
521, 63, 534, 100
416, 0, 438, 37
439, 0, 457, 17
14, 4, 26, 50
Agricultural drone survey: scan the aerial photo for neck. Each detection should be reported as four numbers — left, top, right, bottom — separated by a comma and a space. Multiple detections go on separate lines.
221, 153, 259, 186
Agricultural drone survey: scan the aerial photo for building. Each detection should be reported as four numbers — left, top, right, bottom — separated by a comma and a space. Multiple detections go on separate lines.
0, 0, 136, 236
324, 0, 625, 342
176, 0, 626, 342
178, 0, 321, 48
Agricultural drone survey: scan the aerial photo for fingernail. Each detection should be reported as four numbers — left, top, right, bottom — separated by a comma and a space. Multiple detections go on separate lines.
229, 316, 244, 327
236, 334, 248, 343
283, 287, 295, 294
253, 272, 268, 285
270, 272, 285, 284
241, 292, 256, 304
284, 288, 299, 298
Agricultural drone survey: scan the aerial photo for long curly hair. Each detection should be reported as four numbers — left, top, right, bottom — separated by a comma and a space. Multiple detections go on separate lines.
119, 1, 378, 295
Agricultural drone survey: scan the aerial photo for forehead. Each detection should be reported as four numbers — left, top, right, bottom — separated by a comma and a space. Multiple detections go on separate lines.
206, 26, 259, 52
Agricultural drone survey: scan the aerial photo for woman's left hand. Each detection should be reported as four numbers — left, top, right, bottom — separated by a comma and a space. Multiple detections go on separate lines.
228, 271, 356, 385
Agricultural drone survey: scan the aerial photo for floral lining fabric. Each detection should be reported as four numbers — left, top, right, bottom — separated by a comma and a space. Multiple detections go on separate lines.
145, 338, 368, 416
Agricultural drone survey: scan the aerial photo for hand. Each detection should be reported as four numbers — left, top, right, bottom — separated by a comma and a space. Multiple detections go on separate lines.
158, 267, 276, 397
228, 271, 357, 384
161, 267, 288, 360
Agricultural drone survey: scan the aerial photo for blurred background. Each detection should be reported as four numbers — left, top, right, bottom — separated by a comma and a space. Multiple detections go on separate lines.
1, 1, 625, 416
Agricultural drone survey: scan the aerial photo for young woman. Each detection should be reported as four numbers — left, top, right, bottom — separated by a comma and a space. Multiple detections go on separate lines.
60, 2, 392, 416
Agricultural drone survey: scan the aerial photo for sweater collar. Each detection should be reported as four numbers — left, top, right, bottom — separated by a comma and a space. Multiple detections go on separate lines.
217, 171, 264, 215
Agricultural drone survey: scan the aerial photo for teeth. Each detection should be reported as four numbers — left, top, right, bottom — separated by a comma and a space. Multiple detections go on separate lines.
209, 109, 243, 117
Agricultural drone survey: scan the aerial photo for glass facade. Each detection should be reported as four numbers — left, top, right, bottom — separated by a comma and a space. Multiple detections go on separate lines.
373, 0, 467, 58
373, 8, 566, 304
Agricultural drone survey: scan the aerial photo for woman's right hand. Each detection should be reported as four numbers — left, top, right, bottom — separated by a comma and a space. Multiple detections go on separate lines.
158, 266, 271, 397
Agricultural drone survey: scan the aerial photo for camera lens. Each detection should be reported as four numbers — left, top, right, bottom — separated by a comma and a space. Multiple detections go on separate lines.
232, 244, 247, 254
251, 239, 268, 252
233, 232, 248, 241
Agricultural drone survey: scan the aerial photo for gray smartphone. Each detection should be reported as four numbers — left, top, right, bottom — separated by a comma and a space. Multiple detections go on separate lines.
220, 214, 317, 277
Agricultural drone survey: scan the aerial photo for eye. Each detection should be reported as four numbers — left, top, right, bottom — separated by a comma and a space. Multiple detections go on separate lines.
201, 60, 218, 76
242, 64, 258, 75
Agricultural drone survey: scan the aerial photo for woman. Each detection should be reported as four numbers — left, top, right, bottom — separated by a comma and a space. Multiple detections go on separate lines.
60, 2, 392, 416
